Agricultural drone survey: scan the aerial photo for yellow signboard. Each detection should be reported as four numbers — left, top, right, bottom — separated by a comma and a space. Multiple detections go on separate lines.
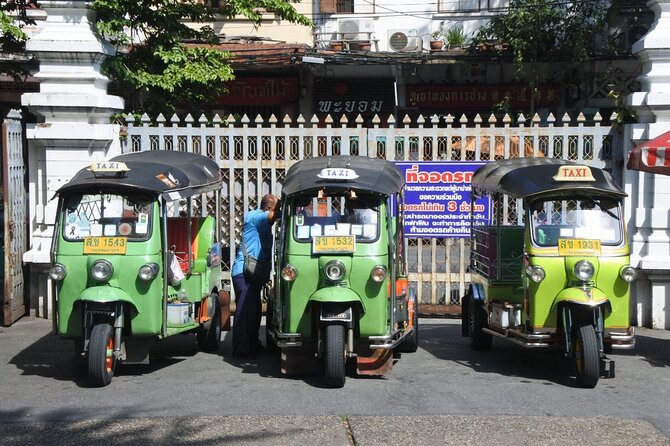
557, 239, 601, 256
312, 236, 355, 254
83, 237, 128, 255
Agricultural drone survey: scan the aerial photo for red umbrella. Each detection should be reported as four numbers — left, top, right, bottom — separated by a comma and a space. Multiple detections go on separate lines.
627, 130, 670, 176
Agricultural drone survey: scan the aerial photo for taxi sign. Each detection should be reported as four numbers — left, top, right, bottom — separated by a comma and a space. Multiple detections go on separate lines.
557, 239, 601, 256
312, 235, 355, 254
83, 236, 128, 254
88, 161, 130, 175
553, 165, 595, 182
317, 168, 359, 181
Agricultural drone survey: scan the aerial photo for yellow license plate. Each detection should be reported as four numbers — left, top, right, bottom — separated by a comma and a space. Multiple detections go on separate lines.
83, 237, 128, 254
557, 239, 601, 256
312, 236, 355, 254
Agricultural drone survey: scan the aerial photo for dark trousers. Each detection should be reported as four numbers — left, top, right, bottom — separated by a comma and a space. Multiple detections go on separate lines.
232, 274, 262, 355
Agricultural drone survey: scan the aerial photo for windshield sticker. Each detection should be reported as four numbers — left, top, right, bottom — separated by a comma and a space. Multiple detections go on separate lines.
351, 225, 363, 236
90, 224, 103, 237
324, 225, 337, 236
78, 212, 90, 237
66, 224, 80, 238
363, 224, 376, 238
104, 224, 117, 236
103, 196, 124, 218
297, 225, 310, 239
136, 213, 148, 234
118, 223, 132, 236
296, 214, 305, 226
311, 224, 322, 237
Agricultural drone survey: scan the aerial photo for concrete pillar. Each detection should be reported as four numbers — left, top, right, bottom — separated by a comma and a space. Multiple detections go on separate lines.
20, 1, 124, 318
625, 0, 670, 329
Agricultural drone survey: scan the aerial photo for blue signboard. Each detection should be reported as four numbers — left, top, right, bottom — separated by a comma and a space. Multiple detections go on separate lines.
395, 162, 491, 238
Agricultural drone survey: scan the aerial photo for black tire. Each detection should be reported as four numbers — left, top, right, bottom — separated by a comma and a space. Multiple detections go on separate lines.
324, 324, 346, 388
265, 298, 279, 352
88, 322, 116, 387
468, 293, 492, 351
397, 292, 419, 353
574, 323, 600, 388
197, 294, 221, 352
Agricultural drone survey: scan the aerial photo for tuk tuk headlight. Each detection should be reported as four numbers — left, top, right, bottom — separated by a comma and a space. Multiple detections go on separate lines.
574, 260, 594, 281
281, 264, 298, 282
526, 265, 545, 283
370, 265, 387, 283
91, 260, 114, 282
138, 263, 159, 281
324, 260, 346, 282
619, 265, 636, 283
49, 264, 67, 281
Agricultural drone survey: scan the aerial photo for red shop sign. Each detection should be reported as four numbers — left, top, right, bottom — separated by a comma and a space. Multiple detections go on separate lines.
406, 84, 561, 110
216, 77, 299, 105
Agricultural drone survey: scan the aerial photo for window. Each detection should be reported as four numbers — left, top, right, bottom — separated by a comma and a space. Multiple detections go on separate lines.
63, 193, 153, 241
439, 0, 481, 13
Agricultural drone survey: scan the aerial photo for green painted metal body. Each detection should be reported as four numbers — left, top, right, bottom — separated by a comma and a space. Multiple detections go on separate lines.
55, 201, 221, 340
473, 224, 631, 331
279, 211, 391, 338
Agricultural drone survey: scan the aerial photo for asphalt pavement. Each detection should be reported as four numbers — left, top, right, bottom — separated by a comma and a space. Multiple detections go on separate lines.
1, 316, 669, 446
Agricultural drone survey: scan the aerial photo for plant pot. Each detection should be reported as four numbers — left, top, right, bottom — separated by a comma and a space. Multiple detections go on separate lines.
429, 40, 444, 51
358, 41, 372, 52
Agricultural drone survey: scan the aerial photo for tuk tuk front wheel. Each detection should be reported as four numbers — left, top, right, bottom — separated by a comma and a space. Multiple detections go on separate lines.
197, 293, 221, 352
324, 324, 346, 388
468, 294, 492, 351
88, 322, 116, 387
573, 323, 600, 388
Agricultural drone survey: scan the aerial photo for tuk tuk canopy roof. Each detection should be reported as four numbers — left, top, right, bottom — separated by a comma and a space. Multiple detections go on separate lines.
57, 151, 222, 199
471, 158, 626, 200
281, 155, 404, 197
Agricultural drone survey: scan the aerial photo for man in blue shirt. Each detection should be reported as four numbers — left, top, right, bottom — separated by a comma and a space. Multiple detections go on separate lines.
231, 194, 280, 358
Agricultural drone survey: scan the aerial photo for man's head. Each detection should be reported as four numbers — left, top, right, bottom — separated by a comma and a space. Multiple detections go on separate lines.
261, 194, 278, 211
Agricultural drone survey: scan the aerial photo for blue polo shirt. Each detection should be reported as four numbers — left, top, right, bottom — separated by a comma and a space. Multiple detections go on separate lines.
231, 208, 273, 277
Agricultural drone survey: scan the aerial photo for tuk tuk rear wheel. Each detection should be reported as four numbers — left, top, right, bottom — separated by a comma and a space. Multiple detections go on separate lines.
574, 323, 600, 388
197, 293, 221, 352
88, 322, 116, 387
324, 324, 346, 388
397, 292, 419, 353
468, 293, 492, 351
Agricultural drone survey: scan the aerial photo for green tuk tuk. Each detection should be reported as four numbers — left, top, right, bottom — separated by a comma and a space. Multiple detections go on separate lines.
462, 158, 636, 388
268, 156, 418, 387
50, 151, 230, 386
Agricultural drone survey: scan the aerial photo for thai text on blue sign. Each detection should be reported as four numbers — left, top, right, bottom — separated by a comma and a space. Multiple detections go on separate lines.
395, 162, 491, 238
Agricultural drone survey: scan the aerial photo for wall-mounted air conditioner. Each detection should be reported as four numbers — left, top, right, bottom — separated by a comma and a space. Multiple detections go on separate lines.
388, 29, 420, 52
338, 19, 374, 41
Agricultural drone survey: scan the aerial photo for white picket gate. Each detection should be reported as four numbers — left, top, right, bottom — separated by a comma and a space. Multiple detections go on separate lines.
124, 111, 618, 307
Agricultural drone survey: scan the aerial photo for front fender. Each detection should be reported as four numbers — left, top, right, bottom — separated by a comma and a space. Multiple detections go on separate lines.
309, 287, 366, 314
551, 287, 610, 310
79, 286, 135, 304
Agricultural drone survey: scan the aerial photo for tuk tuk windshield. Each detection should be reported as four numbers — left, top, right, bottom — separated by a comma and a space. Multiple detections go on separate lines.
531, 197, 623, 247
62, 193, 153, 241
292, 194, 380, 242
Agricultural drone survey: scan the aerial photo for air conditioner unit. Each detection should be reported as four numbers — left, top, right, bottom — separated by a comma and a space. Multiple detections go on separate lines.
388, 29, 420, 52
338, 19, 374, 41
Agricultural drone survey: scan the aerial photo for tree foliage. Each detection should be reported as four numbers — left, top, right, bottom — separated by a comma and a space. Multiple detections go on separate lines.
92, 0, 311, 115
478, 0, 610, 72
1, 0, 35, 78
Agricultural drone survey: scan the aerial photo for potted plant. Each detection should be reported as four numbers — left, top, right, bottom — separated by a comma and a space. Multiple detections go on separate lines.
445, 24, 468, 50
429, 29, 444, 51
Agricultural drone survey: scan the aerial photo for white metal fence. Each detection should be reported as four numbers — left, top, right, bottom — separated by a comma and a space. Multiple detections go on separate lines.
124, 111, 618, 307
